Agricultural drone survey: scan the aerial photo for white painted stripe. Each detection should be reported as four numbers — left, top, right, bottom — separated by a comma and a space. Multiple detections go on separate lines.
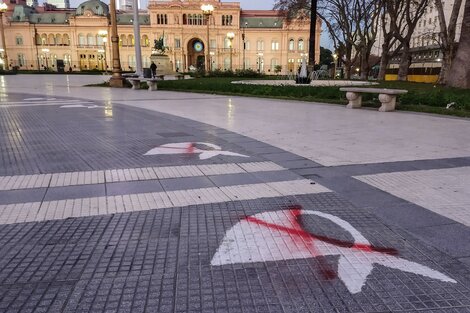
0, 179, 330, 225
2, 99, 85, 105
0, 101, 95, 108
0, 162, 287, 191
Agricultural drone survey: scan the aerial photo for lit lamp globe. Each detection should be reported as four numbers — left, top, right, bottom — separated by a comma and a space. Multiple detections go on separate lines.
201, 4, 214, 15
227, 32, 235, 41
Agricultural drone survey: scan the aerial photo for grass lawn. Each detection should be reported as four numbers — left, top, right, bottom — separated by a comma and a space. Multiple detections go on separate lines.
155, 77, 470, 118
92, 77, 470, 118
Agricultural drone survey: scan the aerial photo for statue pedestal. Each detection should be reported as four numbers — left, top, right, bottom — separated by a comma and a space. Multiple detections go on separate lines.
150, 54, 173, 75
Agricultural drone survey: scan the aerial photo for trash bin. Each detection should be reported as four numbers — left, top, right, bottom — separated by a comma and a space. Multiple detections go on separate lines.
143, 68, 152, 78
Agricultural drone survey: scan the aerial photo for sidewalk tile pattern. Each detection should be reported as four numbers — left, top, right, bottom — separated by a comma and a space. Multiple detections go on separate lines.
0, 180, 330, 225
356, 166, 470, 227
0, 161, 285, 191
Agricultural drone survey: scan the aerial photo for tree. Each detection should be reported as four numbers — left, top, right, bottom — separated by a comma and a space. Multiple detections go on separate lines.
387, 0, 430, 81
377, 0, 405, 80
434, 0, 464, 84
353, 0, 382, 79
447, 0, 470, 88
320, 46, 333, 66
317, 0, 359, 79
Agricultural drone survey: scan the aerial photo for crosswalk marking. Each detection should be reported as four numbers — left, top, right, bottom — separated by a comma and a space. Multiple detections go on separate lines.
0, 98, 95, 107
0, 161, 286, 191
0, 179, 331, 225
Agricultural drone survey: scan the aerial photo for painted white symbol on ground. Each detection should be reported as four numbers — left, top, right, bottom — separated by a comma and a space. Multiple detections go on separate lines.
144, 142, 249, 160
211, 209, 457, 294
60, 104, 102, 109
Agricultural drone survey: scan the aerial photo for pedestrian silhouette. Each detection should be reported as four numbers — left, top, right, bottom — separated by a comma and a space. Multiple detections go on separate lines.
150, 62, 157, 78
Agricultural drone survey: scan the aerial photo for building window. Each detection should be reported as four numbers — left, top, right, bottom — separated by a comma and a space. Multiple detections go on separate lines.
222, 15, 233, 26
174, 38, 181, 49
56, 34, 62, 45
256, 40, 264, 51
185, 14, 203, 25
128, 55, 136, 69
63, 34, 70, 46
157, 14, 168, 25
224, 57, 230, 70
224, 37, 230, 49
78, 33, 86, 46
142, 35, 149, 47
244, 40, 250, 50
15, 35, 23, 45
271, 40, 279, 51
210, 39, 216, 49
17, 53, 25, 67
176, 59, 182, 71
87, 33, 95, 46
271, 58, 279, 71
48, 34, 55, 45
143, 56, 150, 68
288, 38, 294, 51
64, 54, 71, 66
244, 58, 250, 69
298, 39, 304, 51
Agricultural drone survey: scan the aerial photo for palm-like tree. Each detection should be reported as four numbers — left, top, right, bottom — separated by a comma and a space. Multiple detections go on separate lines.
447, 0, 470, 88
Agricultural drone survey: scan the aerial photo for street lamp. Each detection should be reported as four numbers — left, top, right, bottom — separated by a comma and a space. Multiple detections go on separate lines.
226, 32, 235, 71
332, 53, 338, 79
242, 21, 247, 70
201, 3, 214, 72
0, 2, 8, 71
98, 30, 108, 74
109, 0, 124, 87
41, 48, 49, 70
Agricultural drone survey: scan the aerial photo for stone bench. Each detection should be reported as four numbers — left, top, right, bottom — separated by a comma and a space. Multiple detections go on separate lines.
176, 74, 184, 80
128, 78, 141, 90
146, 79, 158, 91
340, 87, 408, 112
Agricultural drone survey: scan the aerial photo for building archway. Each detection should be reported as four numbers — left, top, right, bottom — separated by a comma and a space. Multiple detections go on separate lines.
187, 38, 205, 70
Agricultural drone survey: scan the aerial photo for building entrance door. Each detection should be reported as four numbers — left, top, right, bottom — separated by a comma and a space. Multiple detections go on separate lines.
187, 38, 205, 71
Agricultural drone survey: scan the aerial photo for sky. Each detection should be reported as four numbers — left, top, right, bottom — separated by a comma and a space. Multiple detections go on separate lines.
64, 0, 332, 49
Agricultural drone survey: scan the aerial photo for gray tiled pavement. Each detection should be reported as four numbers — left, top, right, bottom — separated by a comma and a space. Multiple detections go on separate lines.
0, 87, 470, 312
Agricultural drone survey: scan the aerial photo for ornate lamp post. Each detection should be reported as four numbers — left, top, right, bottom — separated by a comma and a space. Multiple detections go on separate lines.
98, 30, 108, 74
242, 21, 247, 70
201, 4, 214, 72
0, 2, 9, 71
226, 32, 235, 71
109, 0, 124, 87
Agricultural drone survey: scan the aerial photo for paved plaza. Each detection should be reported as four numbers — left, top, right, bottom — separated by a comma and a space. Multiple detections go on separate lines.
0, 74, 469, 312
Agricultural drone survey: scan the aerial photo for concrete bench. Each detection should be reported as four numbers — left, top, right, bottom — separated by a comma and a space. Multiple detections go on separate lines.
340, 87, 408, 112
176, 74, 184, 80
128, 78, 141, 90
146, 79, 158, 91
